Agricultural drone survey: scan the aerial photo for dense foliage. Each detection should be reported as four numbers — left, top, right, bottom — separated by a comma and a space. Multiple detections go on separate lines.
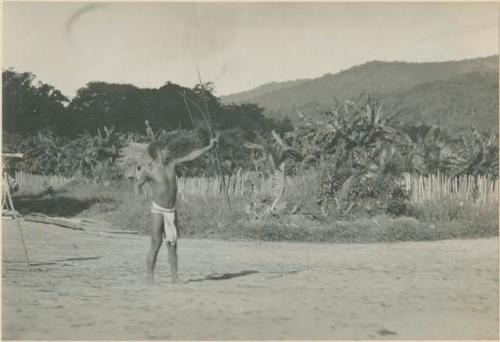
4, 127, 127, 179
2, 69, 69, 135
2, 69, 291, 178
2, 69, 287, 138
281, 94, 498, 217
3, 69, 498, 214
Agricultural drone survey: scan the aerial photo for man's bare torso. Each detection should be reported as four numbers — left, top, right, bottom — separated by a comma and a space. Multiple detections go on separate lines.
147, 162, 177, 209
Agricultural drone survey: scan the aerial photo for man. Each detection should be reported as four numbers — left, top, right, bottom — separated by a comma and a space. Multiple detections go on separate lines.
135, 137, 218, 283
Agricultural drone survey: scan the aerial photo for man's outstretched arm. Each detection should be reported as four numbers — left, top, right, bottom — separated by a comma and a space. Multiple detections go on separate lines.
173, 138, 218, 165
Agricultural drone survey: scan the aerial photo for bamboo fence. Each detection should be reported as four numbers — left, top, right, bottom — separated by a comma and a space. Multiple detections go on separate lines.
402, 173, 498, 205
13, 170, 73, 192
179, 172, 498, 207
10, 170, 498, 207
177, 171, 281, 200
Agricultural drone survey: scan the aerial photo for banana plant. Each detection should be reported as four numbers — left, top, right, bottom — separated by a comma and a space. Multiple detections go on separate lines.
457, 129, 498, 177
244, 130, 301, 213
398, 124, 459, 175
290, 95, 401, 170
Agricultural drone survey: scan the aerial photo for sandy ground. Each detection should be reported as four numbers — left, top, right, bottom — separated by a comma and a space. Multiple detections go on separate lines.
2, 219, 498, 340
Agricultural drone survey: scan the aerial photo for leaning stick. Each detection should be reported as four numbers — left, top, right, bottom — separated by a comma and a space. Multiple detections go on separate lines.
2, 154, 31, 272
2, 153, 26, 158
270, 166, 286, 212
4, 177, 31, 272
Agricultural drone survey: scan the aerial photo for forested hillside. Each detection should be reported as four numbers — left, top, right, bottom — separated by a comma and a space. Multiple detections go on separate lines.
221, 55, 498, 133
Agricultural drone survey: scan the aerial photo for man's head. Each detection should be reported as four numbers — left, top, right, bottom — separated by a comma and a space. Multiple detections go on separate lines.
147, 141, 170, 162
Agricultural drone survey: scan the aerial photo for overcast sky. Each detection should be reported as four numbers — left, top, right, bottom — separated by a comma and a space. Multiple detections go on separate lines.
3, 2, 498, 98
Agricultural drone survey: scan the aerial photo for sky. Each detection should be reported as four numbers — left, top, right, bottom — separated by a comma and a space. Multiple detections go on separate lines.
3, 2, 498, 98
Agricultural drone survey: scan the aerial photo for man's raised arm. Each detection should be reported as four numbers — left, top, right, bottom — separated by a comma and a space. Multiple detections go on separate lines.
173, 137, 218, 165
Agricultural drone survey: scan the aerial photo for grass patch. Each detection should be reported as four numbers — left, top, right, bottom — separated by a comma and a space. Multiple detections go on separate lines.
410, 199, 498, 238
12, 180, 498, 243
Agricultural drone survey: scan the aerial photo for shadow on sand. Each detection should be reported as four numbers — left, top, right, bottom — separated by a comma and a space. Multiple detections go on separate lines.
187, 270, 259, 283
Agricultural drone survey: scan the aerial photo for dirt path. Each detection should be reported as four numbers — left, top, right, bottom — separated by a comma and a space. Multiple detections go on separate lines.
2, 219, 498, 340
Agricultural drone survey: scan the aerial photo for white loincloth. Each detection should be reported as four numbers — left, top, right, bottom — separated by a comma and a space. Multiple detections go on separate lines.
151, 201, 177, 245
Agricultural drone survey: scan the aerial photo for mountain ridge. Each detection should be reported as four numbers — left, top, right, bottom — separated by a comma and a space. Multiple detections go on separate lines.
222, 55, 498, 104
221, 55, 499, 133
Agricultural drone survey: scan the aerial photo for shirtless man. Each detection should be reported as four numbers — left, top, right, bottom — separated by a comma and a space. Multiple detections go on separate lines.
135, 138, 218, 283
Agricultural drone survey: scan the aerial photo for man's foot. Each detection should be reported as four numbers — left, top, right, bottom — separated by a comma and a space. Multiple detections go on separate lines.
172, 277, 185, 284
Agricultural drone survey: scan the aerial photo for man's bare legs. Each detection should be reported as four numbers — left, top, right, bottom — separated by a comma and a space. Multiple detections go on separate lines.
148, 213, 180, 283
166, 242, 179, 283
147, 213, 164, 282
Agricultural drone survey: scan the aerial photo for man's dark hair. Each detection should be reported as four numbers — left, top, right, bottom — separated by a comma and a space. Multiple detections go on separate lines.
147, 141, 169, 159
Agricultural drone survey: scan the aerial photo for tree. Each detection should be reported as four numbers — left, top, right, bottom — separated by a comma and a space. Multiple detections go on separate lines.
68, 82, 143, 133
2, 69, 68, 134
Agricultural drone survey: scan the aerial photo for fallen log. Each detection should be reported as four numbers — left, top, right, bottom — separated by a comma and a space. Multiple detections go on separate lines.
23, 214, 139, 235
102, 230, 138, 235
55, 256, 101, 262
24, 214, 84, 231
4, 256, 102, 266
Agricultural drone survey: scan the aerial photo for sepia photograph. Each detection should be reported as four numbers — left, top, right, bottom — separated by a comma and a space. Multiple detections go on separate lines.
1, 1, 499, 340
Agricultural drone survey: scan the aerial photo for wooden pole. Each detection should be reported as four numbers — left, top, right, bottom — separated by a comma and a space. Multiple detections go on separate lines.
3, 174, 31, 272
